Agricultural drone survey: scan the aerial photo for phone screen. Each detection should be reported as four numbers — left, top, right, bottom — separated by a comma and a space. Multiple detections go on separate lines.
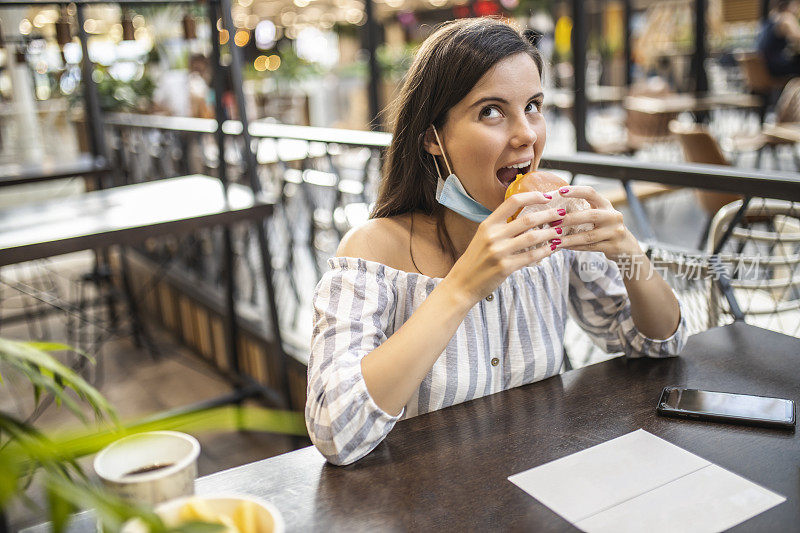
663, 388, 793, 422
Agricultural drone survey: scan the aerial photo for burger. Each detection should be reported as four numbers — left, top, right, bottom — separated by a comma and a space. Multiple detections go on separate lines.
504, 170, 593, 237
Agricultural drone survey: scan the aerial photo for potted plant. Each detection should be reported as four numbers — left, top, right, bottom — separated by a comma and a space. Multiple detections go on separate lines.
0, 337, 305, 532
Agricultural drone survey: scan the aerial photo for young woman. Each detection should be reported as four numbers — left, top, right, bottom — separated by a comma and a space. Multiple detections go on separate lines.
306, 18, 686, 466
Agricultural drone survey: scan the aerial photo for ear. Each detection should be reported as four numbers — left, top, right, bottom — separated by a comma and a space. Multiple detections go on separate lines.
423, 126, 443, 156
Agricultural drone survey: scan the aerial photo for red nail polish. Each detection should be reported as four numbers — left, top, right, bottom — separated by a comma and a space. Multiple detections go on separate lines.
559, 187, 570, 194
551, 219, 563, 226
555, 227, 563, 235
543, 193, 552, 200
550, 238, 562, 245
550, 244, 558, 251
557, 208, 566, 216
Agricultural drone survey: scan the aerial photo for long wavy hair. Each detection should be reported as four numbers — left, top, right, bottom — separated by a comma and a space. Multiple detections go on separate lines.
371, 17, 544, 261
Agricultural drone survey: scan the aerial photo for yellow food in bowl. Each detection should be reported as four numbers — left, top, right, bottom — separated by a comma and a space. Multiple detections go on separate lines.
177, 498, 274, 533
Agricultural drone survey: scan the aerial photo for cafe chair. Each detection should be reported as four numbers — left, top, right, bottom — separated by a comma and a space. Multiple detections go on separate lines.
590, 80, 677, 157
706, 198, 800, 337
735, 52, 790, 120
669, 121, 742, 246
644, 244, 719, 335
726, 77, 800, 170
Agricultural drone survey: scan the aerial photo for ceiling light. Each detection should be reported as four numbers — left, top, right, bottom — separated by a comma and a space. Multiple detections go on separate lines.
281, 12, 297, 26
345, 9, 364, 24
19, 19, 33, 35
255, 20, 276, 49
234, 29, 250, 46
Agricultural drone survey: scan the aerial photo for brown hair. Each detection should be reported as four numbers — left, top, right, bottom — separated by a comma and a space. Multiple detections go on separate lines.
371, 17, 544, 262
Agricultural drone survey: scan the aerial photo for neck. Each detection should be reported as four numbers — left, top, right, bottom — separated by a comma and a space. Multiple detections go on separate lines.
443, 208, 481, 259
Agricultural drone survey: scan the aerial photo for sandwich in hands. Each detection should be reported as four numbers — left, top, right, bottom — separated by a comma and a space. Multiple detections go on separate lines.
504, 171, 593, 252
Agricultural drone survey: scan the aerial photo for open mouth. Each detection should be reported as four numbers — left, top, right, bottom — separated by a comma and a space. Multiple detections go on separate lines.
496, 160, 532, 188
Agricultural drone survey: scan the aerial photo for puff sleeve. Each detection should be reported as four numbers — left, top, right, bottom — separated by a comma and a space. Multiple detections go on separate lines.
567, 250, 687, 358
305, 258, 403, 465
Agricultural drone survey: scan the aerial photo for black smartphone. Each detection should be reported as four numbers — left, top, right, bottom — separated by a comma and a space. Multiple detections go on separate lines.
657, 387, 796, 429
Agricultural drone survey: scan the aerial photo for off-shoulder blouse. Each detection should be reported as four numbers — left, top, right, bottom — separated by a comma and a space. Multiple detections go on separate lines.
306, 249, 687, 465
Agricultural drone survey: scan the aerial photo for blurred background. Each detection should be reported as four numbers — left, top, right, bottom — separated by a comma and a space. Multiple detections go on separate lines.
1, 1, 799, 529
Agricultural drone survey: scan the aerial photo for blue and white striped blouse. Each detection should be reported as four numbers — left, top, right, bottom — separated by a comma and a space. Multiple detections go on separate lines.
306, 249, 687, 465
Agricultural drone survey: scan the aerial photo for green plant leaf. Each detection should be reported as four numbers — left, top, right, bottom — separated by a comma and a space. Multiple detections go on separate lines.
43, 470, 167, 533
47, 486, 78, 533
0, 337, 117, 423
18, 365, 85, 421
0, 449, 22, 507
26, 342, 74, 353
1, 335, 305, 531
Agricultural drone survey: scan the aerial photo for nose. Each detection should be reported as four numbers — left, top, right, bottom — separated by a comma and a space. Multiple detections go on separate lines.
509, 115, 537, 148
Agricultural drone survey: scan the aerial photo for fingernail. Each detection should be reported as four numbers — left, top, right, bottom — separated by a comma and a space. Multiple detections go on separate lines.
550, 244, 558, 251
551, 219, 563, 226
543, 193, 552, 200
550, 238, 562, 245
555, 227, 563, 234
557, 208, 566, 216
559, 187, 570, 194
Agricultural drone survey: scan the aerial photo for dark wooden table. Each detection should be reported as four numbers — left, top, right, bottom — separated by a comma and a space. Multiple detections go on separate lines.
0, 175, 273, 266
0, 154, 110, 188
30, 321, 799, 532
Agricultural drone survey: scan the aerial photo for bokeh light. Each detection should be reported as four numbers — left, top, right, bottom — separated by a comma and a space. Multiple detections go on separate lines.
255, 20, 276, 49
234, 30, 250, 47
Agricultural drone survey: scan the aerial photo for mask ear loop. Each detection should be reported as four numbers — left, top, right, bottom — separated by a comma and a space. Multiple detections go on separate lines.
431, 125, 453, 177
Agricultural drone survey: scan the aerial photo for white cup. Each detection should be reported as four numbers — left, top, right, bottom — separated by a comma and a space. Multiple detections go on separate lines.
94, 431, 200, 506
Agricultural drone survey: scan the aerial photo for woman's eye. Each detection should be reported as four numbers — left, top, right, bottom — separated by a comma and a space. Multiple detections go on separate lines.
527, 101, 543, 113
480, 106, 501, 119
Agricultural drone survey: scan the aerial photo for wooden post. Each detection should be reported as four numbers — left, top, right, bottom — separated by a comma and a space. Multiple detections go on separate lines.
623, 0, 632, 86
364, 0, 382, 130
572, 0, 589, 152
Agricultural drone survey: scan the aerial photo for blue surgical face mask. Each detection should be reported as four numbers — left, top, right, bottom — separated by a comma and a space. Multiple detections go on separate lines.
431, 125, 492, 223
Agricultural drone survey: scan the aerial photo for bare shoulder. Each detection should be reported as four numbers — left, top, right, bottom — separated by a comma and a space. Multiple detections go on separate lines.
336, 215, 412, 268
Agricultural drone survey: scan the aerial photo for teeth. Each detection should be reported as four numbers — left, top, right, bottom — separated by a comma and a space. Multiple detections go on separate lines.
505, 160, 531, 169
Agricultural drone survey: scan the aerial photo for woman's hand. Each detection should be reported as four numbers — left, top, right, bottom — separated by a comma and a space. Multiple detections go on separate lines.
552, 185, 641, 263
444, 192, 563, 304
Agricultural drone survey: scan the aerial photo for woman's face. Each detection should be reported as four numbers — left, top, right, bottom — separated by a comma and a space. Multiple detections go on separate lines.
428, 52, 546, 212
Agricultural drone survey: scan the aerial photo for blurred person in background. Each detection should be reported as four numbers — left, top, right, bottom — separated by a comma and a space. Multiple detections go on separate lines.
757, 0, 800, 77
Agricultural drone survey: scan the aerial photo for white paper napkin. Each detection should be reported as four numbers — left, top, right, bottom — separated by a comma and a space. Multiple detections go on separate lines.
508, 429, 785, 533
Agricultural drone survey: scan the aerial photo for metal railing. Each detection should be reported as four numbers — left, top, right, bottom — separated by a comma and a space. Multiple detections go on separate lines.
103, 114, 800, 361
